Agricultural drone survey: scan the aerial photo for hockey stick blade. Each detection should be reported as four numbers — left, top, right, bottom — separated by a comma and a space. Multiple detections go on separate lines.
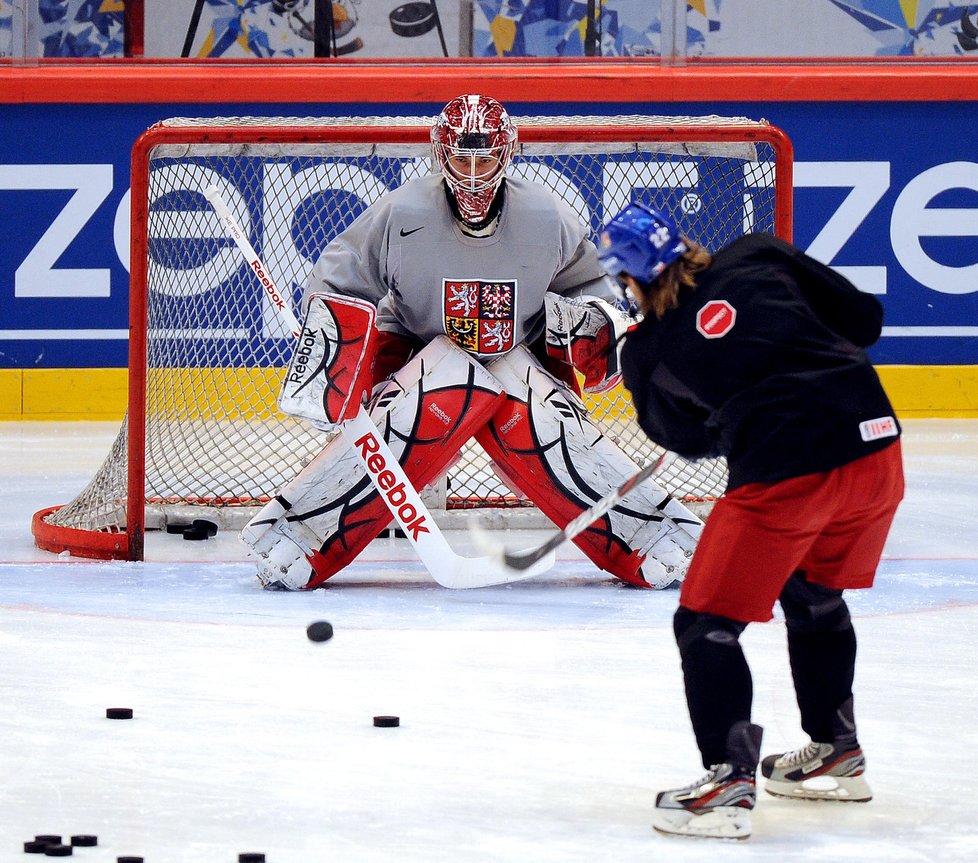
471, 455, 669, 572
438, 522, 557, 588
468, 516, 561, 580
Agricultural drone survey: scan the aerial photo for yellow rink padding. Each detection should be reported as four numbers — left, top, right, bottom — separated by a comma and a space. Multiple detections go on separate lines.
0, 367, 288, 422
13, 368, 128, 421
0, 370, 21, 419
147, 367, 289, 421
877, 365, 978, 418
0, 364, 976, 421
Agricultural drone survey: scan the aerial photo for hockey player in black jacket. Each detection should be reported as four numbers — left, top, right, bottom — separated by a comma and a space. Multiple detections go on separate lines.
597, 204, 905, 840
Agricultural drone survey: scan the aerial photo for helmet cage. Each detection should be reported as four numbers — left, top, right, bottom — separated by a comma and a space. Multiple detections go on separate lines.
432, 95, 517, 224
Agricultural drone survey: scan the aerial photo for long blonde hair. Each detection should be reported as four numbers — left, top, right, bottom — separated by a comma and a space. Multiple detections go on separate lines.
637, 238, 712, 320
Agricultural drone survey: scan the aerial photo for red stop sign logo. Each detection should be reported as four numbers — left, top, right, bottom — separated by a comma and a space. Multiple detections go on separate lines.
696, 300, 737, 339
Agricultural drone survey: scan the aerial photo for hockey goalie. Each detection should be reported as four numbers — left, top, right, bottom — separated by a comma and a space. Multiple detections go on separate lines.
240, 93, 702, 590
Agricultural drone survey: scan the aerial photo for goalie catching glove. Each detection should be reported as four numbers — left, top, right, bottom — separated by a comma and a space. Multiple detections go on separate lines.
544, 294, 631, 394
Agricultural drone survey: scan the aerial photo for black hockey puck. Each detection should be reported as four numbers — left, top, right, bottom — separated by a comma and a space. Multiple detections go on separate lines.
181, 525, 209, 541
239, 854, 266, 863
24, 841, 48, 854
306, 620, 333, 642
117, 858, 144, 863
70, 835, 97, 847
389, 1, 436, 37
34, 836, 62, 845
42, 846, 72, 857
106, 707, 134, 720
164, 522, 190, 534
373, 715, 400, 727
193, 518, 219, 537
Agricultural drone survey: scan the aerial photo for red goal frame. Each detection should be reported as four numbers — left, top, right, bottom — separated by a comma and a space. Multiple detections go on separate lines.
32, 115, 793, 561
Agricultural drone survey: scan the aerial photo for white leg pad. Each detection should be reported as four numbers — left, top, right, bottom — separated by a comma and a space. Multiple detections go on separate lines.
241, 336, 505, 589
477, 345, 702, 588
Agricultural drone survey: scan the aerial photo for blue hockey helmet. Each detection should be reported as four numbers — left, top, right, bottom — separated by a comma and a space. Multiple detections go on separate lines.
597, 204, 688, 285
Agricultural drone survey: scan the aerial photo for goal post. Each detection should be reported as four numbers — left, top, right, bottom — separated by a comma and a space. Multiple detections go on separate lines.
31, 112, 793, 561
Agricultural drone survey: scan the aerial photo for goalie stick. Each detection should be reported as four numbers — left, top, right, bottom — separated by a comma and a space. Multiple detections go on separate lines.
203, 185, 554, 589
472, 451, 697, 571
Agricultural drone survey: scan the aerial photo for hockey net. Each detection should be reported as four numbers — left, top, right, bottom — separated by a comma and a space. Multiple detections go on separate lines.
32, 113, 793, 560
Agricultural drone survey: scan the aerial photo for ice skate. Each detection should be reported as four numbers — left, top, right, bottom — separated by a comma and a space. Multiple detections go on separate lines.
653, 721, 762, 840
653, 762, 756, 840
761, 740, 872, 802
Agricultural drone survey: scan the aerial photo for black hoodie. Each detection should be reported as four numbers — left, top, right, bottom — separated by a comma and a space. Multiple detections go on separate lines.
621, 233, 900, 491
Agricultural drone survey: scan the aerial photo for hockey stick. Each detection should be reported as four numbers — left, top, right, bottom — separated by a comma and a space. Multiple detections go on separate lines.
203, 185, 555, 588
471, 451, 685, 571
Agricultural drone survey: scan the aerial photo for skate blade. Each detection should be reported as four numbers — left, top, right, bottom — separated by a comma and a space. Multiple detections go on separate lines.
653, 806, 752, 840
765, 774, 872, 802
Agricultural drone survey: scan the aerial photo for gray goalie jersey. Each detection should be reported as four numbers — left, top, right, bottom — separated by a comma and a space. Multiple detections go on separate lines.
303, 174, 616, 358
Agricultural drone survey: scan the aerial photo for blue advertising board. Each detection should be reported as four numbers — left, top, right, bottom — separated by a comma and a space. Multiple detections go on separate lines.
0, 98, 975, 369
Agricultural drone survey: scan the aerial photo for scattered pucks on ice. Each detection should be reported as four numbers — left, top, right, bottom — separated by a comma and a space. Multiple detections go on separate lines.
70, 835, 98, 847
192, 518, 219, 537
373, 715, 400, 728
105, 707, 134, 720
306, 621, 334, 642
42, 845, 73, 857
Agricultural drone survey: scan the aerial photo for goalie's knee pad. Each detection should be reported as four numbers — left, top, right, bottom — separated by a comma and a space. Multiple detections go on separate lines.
241, 336, 505, 589
474, 345, 702, 589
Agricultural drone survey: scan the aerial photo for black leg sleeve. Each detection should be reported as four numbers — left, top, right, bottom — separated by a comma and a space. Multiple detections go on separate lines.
779, 570, 859, 744
673, 606, 752, 768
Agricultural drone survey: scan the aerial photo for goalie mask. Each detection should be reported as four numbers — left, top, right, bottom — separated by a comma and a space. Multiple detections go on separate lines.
431, 94, 518, 225
598, 204, 689, 298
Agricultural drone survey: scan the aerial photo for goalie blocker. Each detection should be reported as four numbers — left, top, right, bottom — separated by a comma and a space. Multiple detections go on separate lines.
278, 292, 379, 428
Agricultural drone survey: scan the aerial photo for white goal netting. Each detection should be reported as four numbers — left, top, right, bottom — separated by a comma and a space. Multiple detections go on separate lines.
32, 113, 792, 559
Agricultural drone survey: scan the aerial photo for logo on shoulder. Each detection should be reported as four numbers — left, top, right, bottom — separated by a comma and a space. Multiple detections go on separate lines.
696, 299, 736, 339
859, 416, 899, 442
399, 226, 425, 237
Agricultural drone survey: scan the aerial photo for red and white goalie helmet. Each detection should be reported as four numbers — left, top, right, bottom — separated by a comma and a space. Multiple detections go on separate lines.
431, 94, 518, 225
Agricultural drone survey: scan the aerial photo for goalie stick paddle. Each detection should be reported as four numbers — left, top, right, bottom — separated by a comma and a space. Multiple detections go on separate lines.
471, 452, 679, 572
203, 185, 555, 589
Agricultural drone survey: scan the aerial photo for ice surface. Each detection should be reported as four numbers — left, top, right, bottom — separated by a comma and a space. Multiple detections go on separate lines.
1, 419, 976, 862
